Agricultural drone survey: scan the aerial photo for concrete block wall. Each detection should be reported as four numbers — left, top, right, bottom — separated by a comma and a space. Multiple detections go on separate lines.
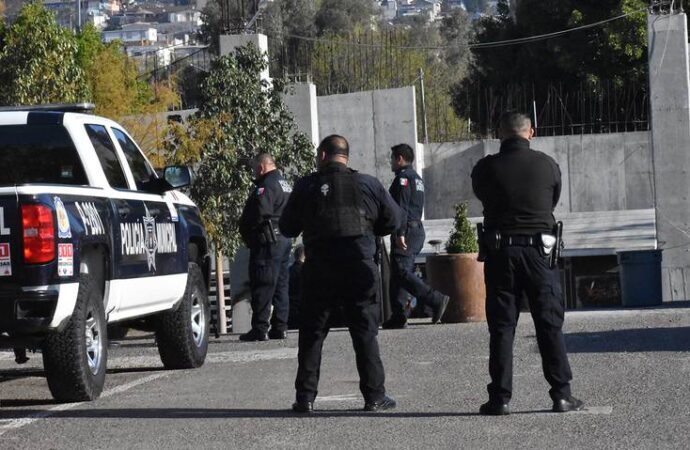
423, 131, 653, 220
282, 83, 319, 148
317, 87, 418, 188
648, 12, 690, 302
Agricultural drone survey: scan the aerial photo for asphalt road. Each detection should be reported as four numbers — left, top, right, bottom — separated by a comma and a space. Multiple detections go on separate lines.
1, 304, 689, 449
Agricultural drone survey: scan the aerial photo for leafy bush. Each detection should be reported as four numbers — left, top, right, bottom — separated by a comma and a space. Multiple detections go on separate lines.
445, 202, 478, 254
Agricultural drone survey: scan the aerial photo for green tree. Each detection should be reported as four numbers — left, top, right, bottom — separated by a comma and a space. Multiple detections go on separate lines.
439, 8, 474, 72
74, 28, 180, 160
315, 0, 378, 35
170, 44, 314, 260
446, 203, 478, 254
451, 0, 648, 133
262, 0, 317, 77
0, 3, 88, 106
199, 0, 225, 53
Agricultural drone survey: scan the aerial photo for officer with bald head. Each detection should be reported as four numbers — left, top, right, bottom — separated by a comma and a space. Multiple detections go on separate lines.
472, 111, 583, 415
239, 153, 293, 341
280, 135, 401, 413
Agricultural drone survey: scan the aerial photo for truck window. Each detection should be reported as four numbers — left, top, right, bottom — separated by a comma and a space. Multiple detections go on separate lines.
111, 128, 155, 190
85, 124, 129, 190
0, 124, 88, 186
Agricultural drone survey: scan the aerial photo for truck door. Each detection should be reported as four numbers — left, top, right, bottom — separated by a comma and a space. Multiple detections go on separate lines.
110, 128, 184, 276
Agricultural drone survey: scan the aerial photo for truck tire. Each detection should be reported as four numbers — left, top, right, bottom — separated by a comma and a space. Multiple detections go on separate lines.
155, 262, 210, 369
42, 273, 108, 402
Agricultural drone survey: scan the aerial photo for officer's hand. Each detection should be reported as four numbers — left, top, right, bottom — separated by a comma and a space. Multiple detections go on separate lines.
396, 235, 408, 250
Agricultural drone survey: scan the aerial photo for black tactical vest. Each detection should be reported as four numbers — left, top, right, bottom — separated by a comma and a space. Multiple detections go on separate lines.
306, 169, 370, 239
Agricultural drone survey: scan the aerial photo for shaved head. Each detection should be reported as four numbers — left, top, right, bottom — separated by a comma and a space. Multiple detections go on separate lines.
318, 135, 349, 157
253, 153, 277, 178
254, 153, 275, 166
498, 112, 533, 140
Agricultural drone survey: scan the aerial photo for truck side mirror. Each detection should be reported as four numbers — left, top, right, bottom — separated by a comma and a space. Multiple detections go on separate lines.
164, 165, 192, 189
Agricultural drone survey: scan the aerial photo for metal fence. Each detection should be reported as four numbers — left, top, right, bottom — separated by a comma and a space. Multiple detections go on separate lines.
452, 81, 650, 140
133, 28, 650, 141
266, 29, 650, 141
137, 47, 213, 109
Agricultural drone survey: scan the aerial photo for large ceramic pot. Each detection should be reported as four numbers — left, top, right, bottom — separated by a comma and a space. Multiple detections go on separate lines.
425, 253, 486, 323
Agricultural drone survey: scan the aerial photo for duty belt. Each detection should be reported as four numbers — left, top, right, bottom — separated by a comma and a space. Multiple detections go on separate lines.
500, 235, 539, 247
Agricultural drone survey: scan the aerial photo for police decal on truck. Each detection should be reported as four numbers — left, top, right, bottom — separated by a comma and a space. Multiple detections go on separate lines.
54, 197, 72, 239
121, 210, 177, 271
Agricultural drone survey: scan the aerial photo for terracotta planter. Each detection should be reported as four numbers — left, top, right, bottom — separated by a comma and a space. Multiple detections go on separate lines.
426, 253, 486, 323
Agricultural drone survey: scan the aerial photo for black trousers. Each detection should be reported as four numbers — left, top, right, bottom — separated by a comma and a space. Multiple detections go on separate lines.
295, 258, 386, 403
248, 236, 291, 334
484, 245, 573, 404
389, 226, 440, 321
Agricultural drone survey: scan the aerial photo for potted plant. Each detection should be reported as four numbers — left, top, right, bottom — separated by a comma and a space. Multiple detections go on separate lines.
425, 203, 486, 323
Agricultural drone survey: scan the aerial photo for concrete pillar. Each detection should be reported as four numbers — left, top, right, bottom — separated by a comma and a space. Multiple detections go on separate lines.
219, 34, 270, 82
283, 82, 320, 148
648, 11, 690, 301
229, 248, 252, 334
217, 33, 270, 331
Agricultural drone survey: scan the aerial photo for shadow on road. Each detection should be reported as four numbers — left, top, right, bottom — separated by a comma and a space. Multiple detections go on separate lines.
0, 407, 482, 419
0, 366, 165, 386
565, 326, 690, 353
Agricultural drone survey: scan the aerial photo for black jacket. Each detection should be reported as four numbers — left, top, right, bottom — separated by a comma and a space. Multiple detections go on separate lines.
389, 165, 424, 236
471, 137, 561, 235
279, 162, 401, 260
239, 169, 291, 246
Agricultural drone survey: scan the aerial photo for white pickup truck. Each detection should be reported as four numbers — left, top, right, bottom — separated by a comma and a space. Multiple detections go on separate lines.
0, 104, 211, 402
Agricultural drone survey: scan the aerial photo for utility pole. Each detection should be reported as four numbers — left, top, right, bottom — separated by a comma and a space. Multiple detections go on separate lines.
76, 0, 81, 32
418, 68, 429, 147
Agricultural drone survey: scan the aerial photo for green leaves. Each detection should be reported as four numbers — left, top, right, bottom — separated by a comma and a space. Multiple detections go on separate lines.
445, 202, 478, 254
187, 44, 314, 258
0, 3, 88, 106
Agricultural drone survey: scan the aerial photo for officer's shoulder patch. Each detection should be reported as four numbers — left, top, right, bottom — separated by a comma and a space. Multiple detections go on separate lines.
278, 179, 292, 193
415, 178, 424, 192
400, 178, 409, 187
256, 187, 265, 196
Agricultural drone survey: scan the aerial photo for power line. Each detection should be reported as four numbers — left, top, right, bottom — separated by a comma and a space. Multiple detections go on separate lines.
258, 7, 648, 51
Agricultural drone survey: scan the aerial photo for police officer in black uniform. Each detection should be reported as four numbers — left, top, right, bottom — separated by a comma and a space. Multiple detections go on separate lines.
383, 143, 449, 329
471, 112, 583, 415
280, 135, 400, 413
239, 153, 292, 341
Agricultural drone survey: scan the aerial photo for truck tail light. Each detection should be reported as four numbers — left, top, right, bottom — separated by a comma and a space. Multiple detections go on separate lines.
22, 204, 55, 264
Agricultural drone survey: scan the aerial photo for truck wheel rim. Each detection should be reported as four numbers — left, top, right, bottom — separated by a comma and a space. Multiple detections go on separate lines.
190, 289, 205, 347
85, 311, 102, 375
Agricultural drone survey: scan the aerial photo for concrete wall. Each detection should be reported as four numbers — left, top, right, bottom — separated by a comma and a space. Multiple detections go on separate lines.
648, 12, 690, 302
219, 34, 269, 82
423, 131, 653, 220
283, 83, 319, 148
317, 87, 418, 188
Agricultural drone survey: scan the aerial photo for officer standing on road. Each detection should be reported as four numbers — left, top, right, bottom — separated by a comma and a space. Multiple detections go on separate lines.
239, 153, 292, 341
471, 112, 583, 415
280, 135, 400, 413
383, 143, 449, 329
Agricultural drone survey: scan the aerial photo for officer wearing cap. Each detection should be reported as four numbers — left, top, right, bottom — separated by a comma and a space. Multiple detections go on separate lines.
238, 153, 292, 341
471, 111, 583, 415
383, 143, 449, 329
280, 135, 401, 413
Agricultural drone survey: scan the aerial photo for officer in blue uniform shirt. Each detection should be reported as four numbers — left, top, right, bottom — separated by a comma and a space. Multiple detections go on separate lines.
382, 143, 449, 329
238, 153, 292, 341
280, 135, 400, 413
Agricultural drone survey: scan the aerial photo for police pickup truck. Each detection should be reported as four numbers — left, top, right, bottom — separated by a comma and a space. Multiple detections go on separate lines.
0, 104, 211, 402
